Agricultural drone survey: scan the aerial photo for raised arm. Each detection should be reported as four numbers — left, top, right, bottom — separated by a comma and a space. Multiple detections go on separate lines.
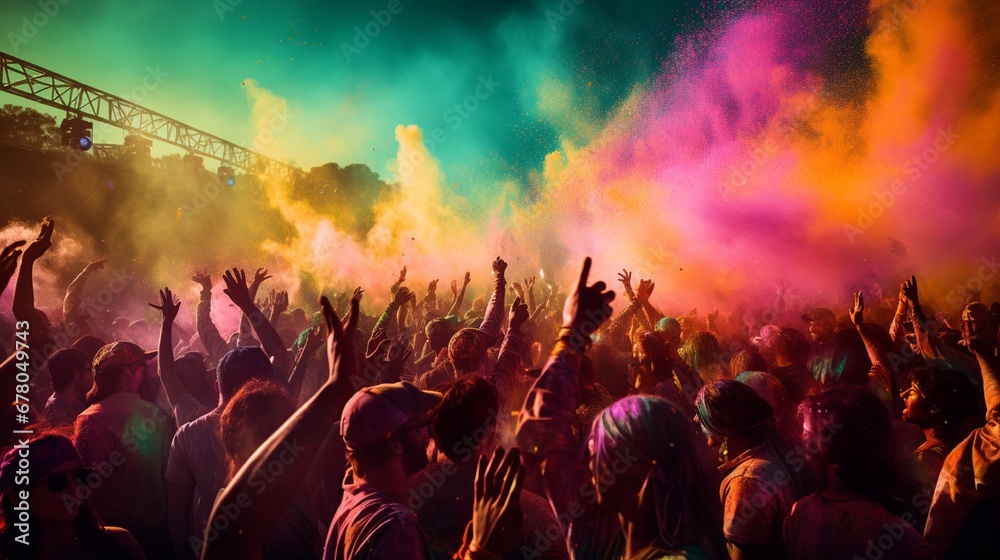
480, 258, 508, 343
192, 273, 230, 365
448, 272, 472, 317
268, 289, 289, 331
221, 268, 292, 377
149, 288, 188, 414
850, 291, 891, 368
12, 220, 57, 393
634, 278, 659, 329
62, 259, 105, 336
516, 257, 615, 517
375, 286, 413, 335
488, 297, 527, 407
287, 325, 324, 401
0, 241, 25, 305
201, 295, 360, 560
12, 218, 52, 324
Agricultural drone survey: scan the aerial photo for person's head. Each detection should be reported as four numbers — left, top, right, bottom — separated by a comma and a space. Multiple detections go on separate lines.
426, 318, 458, 353
86, 342, 156, 404
773, 327, 810, 366
219, 379, 296, 481
47, 348, 93, 395
802, 308, 837, 342
694, 379, 774, 449
288, 308, 310, 333
70, 335, 106, 361
735, 370, 797, 440
588, 396, 725, 556
341, 382, 442, 478
175, 351, 219, 409
682, 331, 726, 381
0, 434, 120, 557
432, 377, 499, 463
729, 348, 768, 377
655, 317, 682, 346
902, 366, 978, 433
0, 435, 88, 525
960, 302, 993, 344
216, 346, 276, 404
631, 332, 671, 389
448, 328, 488, 374
801, 388, 894, 499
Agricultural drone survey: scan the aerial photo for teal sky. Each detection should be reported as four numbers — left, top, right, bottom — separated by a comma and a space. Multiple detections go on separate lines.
1, 0, 712, 203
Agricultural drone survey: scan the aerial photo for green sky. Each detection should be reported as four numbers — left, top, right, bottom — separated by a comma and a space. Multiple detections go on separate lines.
2, 0, 713, 203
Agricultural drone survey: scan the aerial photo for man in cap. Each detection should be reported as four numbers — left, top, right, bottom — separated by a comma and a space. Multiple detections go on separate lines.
73, 340, 173, 559
323, 381, 442, 559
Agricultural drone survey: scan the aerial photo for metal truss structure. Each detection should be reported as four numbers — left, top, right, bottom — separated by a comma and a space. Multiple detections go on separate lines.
0, 51, 297, 177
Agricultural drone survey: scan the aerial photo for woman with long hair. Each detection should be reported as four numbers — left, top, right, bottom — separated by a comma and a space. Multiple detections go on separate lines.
588, 395, 727, 560
0, 434, 146, 559
694, 380, 813, 559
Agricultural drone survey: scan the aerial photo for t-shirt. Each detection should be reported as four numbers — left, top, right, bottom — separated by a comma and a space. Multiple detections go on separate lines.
783, 494, 932, 560
172, 393, 213, 428
44, 394, 83, 427
323, 476, 428, 560
924, 414, 1000, 559
73, 392, 172, 532
719, 446, 797, 556
164, 408, 227, 552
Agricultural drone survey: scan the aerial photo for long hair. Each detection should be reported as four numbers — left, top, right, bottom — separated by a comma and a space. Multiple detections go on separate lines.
682, 332, 728, 382
696, 380, 813, 500
590, 395, 727, 559
219, 379, 296, 482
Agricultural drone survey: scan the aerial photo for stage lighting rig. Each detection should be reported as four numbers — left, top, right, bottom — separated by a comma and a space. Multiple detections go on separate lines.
60, 116, 93, 151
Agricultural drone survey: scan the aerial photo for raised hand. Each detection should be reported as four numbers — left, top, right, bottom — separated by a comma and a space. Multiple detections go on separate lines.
511, 282, 525, 299
426, 279, 438, 300
468, 447, 525, 557
352, 286, 364, 302
636, 279, 655, 303
23, 217, 54, 262
192, 272, 212, 291
901, 275, 919, 305
707, 309, 720, 324
84, 259, 106, 272
509, 296, 529, 331
251, 268, 272, 287
271, 290, 290, 315
335, 292, 348, 314
393, 286, 415, 307
149, 287, 181, 323
320, 294, 359, 386
391, 266, 407, 295
221, 268, 254, 310
383, 335, 412, 380
464, 271, 472, 286
562, 257, 616, 341
451, 279, 459, 298
617, 269, 635, 301
849, 291, 864, 326
492, 257, 507, 283
0, 240, 25, 291
524, 276, 535, 293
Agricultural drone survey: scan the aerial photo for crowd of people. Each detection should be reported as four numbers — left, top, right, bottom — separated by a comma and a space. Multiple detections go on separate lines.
0, 216, 997, 559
